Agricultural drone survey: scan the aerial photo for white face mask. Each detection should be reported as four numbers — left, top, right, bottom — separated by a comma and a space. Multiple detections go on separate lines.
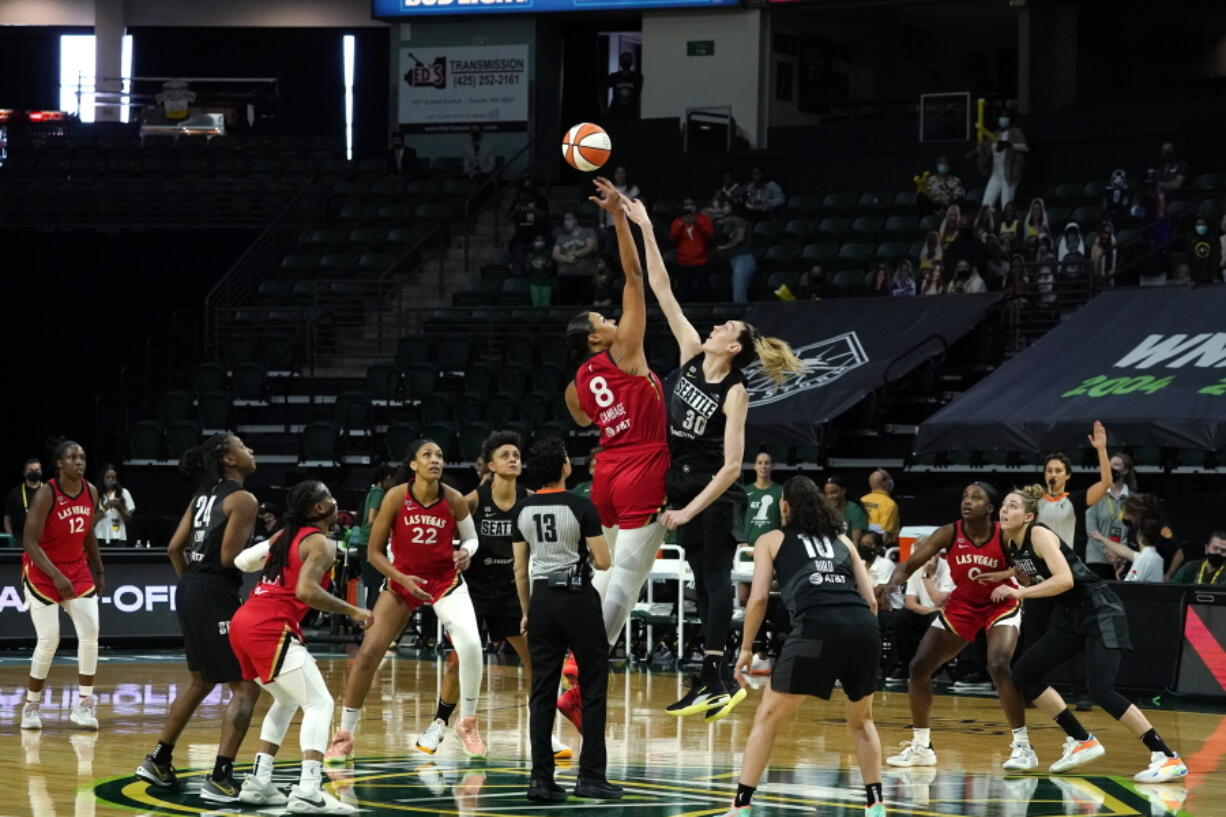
998, 116, 1010, 128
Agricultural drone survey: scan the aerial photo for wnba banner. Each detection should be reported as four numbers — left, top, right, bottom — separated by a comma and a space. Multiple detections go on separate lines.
398, 45, 529, 132
915, 286, 1226, 455
742, 294, 999, 444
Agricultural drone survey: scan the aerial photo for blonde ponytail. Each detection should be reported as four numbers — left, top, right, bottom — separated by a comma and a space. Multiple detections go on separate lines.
753, 335, 806, 385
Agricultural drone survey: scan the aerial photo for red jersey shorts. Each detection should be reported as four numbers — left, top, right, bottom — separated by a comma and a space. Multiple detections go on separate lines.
932, 595, 1021, 642
591, 443, 669, 529
384, 570, 462, 611
229, 604, 301, 684
23, 558, 96, 605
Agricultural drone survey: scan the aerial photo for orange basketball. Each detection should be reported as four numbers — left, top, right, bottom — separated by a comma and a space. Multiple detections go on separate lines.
561, 122, 611, 172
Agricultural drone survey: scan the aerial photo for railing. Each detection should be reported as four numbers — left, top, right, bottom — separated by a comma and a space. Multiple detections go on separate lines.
0, 177, 299, 229
462, 139, 536, 274
203, 181, 327, 354
1003, 258, 1097, 354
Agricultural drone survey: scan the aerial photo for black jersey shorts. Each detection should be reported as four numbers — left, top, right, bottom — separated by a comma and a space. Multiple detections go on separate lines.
176, 572, 245, 684
666, 469, 745, 548
469, 586, 524, 642
771, 606, 880, 702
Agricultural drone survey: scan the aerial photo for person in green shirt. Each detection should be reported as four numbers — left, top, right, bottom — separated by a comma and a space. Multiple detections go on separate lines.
353, 464, 398, 608
1171, 532, 1226, 585
823, 473, 867, 543
570, 447, 600, 500
742, 451, 783, 546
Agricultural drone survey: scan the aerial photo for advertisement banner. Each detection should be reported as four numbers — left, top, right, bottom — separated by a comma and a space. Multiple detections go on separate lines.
398, 45, 529, 132
377, 0, 738, 18
915, 287, 1226, 455
743, 294, 999, 444
0, 553, 255, 644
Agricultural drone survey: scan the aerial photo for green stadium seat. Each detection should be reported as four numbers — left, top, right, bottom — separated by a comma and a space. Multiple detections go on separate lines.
197, 391, 233, 432
420, 400, 453, 424
801, 243, 838, 264
484, 394, 517, 427
384, 422, 420, 462
520, 393, 551, 428
496, 364, 529, 398
300, 422, 339, 465
850, 216, 885, 239
530, 364, 566, 395
817, 218, 851, 239
366, 364, 400, 404
459, 423, 492, 462
232, 362, 267, 403
402, 364, 439, 402
462, 365, 496, 399
165, 420, 202, 458
454, 395, 485, 425
128, 421, 163, 461
395, 335, 432, 370
157, 391, 194, 426
334, 391, 371, 433
192, 362, 227, 396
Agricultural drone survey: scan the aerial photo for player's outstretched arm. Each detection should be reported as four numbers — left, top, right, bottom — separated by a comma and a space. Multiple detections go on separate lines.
623, 197, 701, 363
590, 176, 647, 372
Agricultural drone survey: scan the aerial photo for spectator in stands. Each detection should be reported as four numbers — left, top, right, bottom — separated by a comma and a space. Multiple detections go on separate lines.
1186, 216, 1220, 287
890, 259, 917, 297
510, 190, 549, 274
937, 205, 961, 249
570, 448, 599, 500
4, 458, 43, 545
713, 169, 745, 215
1035, 259, 1056, 305
944, 212, 987, 276
527, 236, 556, 307
1103, 169, 1131, 224
1171, 532, 1226, 585
823, 474, 868, 543
742, 165, 785, 221
869, 263, 890, 296
1121, 492, 1183, 581
255, 501, 281, 542
983, 234, 1009, 290
462, 125, 496, 180
1057, 222, 1085, 262
978, 109, 1028, 210
859, 530, 898, 612
600, 166, 641, 257
1007, 253, 1029, 298
604, 52, 644, 119
1157, 142, 1189, 201
1097, 518, 1166, 583
891, 547, 954, 683
919, 260, 944, 296
592, 254, 615, 306
1024, 198, 1051, 251
919, 230, 943, 274
386, 133, 418, 178
799, 263, 833, 300
918, 155, 965, 213
997, 201, 1020, 251
1220, 215, 1226, 282
973, 204, 997, 240
352, 464, 398, 607
715, 213, 756, 304
552, 210, 598, 304
93, 464, 134, 547
1090, 221, 1118, 285
1084, 452, 1136, 580
669, 196, 715, 301
861, 469, 901, 545
945, 260, 987, 294
1135, 169, 1170, 252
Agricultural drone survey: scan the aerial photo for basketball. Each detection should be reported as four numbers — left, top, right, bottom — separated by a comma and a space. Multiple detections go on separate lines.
561, 122, 611, 172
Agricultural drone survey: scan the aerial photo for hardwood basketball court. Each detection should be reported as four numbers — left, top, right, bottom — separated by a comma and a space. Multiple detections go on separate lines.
6, 650, 1223, 817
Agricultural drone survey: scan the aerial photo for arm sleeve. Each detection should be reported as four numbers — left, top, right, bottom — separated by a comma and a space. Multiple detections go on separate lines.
234, 540, 271, 573
579, 499, 602, 538
457, 514, 478, 556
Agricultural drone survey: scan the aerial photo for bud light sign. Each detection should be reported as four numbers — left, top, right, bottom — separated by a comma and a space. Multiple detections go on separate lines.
375, 0, 737, 16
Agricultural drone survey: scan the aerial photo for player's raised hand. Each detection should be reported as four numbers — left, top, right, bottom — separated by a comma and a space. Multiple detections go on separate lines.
589, 176, 623, 214
621, 197, 651, 227
1088, 420, 1107, 450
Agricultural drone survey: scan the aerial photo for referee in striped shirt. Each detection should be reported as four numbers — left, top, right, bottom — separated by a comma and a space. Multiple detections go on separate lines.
513, 437, 620, 803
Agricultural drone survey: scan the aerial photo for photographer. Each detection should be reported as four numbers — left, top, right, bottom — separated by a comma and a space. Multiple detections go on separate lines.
513, 437, 619, 803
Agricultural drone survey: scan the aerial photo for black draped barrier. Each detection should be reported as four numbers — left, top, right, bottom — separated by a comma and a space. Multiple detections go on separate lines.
743, 294, 1000, 444
0, 550, 257, 645
916, 287, 1226, 455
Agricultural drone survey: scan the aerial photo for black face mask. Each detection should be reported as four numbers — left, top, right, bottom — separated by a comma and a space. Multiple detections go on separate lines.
1207, 552, 1225, 568
858, 546, 877, 563
25, 471, 41, 484
1111, 469, 1122, 484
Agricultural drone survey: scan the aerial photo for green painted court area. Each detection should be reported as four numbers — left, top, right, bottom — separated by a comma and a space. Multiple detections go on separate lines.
93, 756, 1193, 817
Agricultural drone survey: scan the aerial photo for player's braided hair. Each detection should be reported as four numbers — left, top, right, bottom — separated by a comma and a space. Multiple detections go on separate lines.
50, 438, 83, 478
179, 434, 233, 493
263, 480, 330, 585
782, 476, 843, 540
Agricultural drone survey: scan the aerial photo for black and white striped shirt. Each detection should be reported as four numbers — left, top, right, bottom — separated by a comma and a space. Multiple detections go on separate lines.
512, 490, 602, 579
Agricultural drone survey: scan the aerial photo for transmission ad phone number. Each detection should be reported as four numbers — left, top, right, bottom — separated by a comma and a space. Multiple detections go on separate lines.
454, 73, 521, 87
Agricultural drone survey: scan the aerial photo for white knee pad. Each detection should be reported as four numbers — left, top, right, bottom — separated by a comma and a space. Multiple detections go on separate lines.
27, 593, 61, 681
64, 597, 100, 676
591, 526, 619, 599
263, 644, 334, 754
601, 521, 664, 642
435, 584, 484, 718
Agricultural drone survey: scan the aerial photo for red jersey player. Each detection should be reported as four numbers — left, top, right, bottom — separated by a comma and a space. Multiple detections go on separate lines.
325, 439, 487, 763
564, 176, 670, 646
19, 440, 104, 732
884, 481, 1034, 771
228, 480, 371, 813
